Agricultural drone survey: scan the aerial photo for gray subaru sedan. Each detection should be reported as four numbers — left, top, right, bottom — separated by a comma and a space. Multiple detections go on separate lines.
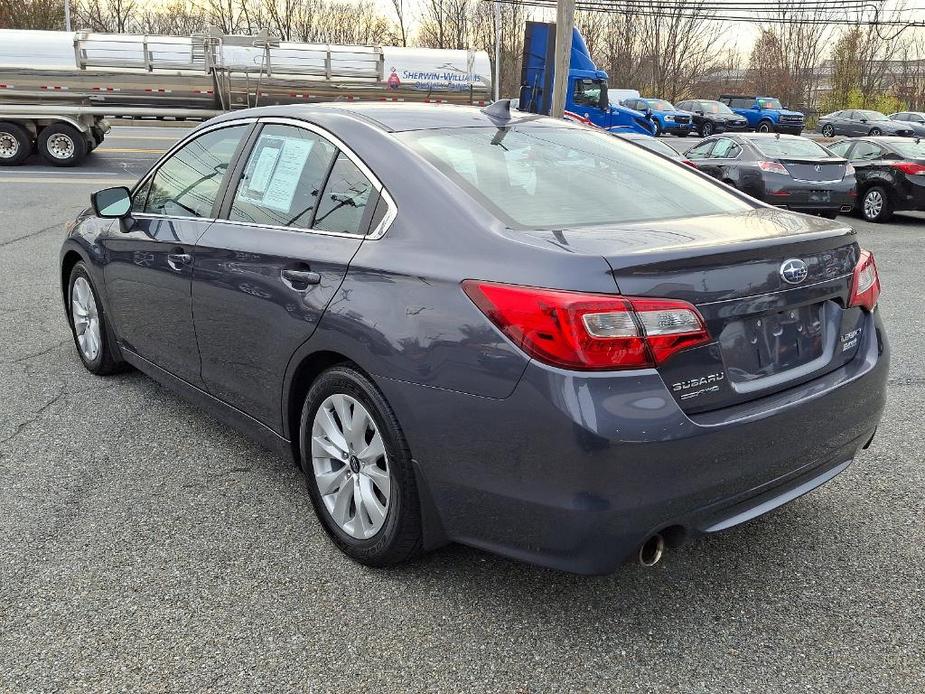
60, 102, 887, 574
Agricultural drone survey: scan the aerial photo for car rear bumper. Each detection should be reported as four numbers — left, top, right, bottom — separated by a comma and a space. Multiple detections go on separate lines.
765, 178, 856, 212
377, 310, 888, 574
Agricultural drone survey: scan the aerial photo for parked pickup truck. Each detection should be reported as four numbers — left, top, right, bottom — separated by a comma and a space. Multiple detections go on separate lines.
719, 95, 805, 134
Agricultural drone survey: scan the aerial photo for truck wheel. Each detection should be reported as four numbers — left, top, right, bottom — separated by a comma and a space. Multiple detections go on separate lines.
0, 122, 33, 166
38, 123, 87, 167
652, 120, 663, 136
757, 120, 773, 133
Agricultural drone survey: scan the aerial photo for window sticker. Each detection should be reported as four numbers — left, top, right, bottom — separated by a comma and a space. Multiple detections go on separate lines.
239, 136, 314, 213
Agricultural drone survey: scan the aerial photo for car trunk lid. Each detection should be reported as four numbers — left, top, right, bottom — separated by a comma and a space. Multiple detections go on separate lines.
503, 209, 863, 413
779, 157, 847, 182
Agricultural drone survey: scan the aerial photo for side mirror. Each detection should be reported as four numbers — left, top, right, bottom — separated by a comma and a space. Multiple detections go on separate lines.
696, 110, 704, 116
91, 186, 131, 218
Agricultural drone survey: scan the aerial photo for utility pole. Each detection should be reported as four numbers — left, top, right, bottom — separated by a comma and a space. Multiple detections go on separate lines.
64, 0, 72, 32
549, 0, 576, 119
493, 1, 501, 101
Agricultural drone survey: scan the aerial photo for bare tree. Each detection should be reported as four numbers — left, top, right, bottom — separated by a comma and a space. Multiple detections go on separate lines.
0, 0, 64, 29
391, 0, 408, 47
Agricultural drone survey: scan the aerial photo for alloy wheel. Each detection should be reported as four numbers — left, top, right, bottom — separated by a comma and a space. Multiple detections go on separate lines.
822, 125, 835, 138
0, 132, 19, 159
864, 189, 884, 220
870, 128, 882, 136
71, 276, 101, 361
311, 393, 391, 539
47, 133, 76, 160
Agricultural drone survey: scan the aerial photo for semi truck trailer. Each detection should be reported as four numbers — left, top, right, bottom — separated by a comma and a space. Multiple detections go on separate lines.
0, 28, 491, 166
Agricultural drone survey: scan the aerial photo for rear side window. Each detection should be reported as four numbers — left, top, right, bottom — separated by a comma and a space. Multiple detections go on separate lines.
686, 140, 714, 159
399, 126, 751, 228
144, 125, 248, 218
313, 153, 375, 235
710, 139, 740, 158
229, 124, 336, 229
851, 142, 883, 161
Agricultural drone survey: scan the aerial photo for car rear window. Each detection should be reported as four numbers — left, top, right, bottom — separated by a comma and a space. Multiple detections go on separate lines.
889, 140, 925, 159
398, 126, 751, 228
628, 137, 680, 158
753, 138, 832, 158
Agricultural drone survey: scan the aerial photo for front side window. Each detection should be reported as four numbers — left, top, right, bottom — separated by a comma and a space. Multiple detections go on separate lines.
313, 153, 375, 235
144, 125, 248, 218
573, 79, 604, 108
228, 124, 337, 229
400, 126, 751, 229
757, 98, 783, 110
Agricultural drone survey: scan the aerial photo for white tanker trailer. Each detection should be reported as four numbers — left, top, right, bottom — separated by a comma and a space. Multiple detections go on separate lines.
0, 28, 492, 166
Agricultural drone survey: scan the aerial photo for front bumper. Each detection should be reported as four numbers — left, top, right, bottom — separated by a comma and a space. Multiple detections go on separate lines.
663, 120, 692, 135
377, 310, 888, 574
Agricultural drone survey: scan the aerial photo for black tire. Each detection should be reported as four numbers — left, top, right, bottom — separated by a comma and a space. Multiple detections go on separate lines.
300, 365, 423, 567
860, 186, 893, 223
700, 121, 714, 137
67, 262, 125, 375
38, 123, 87, 167
0, 122, 33, 166
757, 120, 773, 133
869, 127, 882, 136
652, 119, 663, 136
821, 124, 835, 138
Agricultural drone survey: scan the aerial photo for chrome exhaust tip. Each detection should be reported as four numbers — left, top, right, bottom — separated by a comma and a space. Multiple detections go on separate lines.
840, 205, 853, 213
637, 533, 665, 567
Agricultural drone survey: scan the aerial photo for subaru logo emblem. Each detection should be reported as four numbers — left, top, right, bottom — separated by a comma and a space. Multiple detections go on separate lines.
780, 258, 808, 285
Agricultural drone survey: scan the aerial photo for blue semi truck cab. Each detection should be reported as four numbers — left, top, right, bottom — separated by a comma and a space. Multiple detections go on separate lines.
719, 95, 805, 134
518, 21, 656, 136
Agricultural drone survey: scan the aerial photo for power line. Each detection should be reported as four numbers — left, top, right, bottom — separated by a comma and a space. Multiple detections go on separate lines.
490, 0, 925, 28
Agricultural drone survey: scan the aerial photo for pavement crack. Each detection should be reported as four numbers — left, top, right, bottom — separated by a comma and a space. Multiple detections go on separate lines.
0, 383, 67, 446
4, 338, 70, 365
0, 220, 68, 248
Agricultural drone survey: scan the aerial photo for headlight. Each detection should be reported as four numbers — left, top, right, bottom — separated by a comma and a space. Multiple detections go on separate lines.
665, 115, 674, 122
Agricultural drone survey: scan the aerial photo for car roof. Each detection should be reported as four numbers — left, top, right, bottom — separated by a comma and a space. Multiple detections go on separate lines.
205, 102, 577, 133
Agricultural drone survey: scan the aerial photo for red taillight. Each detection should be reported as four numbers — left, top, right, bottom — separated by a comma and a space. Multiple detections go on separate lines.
462, 281, 711, 370
849, 249, 881, 312
758, 160, 789, 175
890, 161, 925, 176
682, 159, 697, 168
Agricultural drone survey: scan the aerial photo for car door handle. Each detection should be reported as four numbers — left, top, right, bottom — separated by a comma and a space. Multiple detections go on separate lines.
167, 252, 192, 271
281, 268, 321, 290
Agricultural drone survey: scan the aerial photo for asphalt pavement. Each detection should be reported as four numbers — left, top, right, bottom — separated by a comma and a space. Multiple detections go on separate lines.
0, 126, 923, 693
